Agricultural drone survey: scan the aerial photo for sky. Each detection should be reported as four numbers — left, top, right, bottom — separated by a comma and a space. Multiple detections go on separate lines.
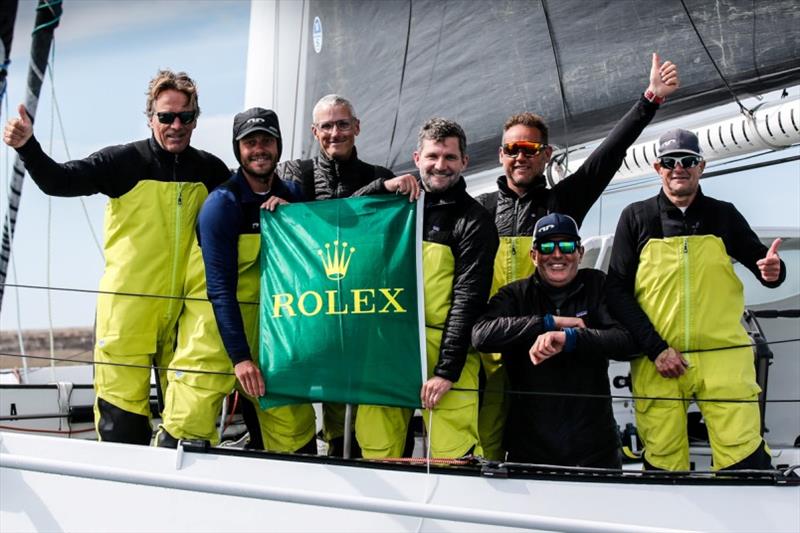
1, 0, 251, 331
0, 0, 798, 332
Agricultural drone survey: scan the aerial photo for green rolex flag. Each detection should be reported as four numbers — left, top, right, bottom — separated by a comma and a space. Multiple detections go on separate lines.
259, 194, 425, 409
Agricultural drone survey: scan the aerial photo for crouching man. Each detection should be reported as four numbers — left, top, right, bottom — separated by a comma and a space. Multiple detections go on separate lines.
472, 213, 637, 467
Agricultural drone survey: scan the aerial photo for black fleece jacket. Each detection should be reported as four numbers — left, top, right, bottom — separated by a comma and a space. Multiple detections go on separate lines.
472, 268, 637, 466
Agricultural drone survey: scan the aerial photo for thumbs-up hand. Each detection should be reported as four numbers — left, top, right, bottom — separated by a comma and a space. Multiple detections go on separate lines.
647, 52, 680, 100
757, 238, 782, 282
3, 104, 33, 148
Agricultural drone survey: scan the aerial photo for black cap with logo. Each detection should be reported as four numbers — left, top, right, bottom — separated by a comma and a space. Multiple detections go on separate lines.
232, 107, 282, 164
532, 213, 580, 246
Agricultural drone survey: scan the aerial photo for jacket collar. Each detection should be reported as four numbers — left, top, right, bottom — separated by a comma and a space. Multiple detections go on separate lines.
532, 269, 585, 300
317, 146, 360, 171
424, 175, 468, 207
496, 174, 547, 200
657, 186, 705, 214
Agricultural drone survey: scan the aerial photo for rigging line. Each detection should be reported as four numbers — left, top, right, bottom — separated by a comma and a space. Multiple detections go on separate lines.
45, 50, 103, 257
539, 0, 570, 183
2, 350, 799, 405
0, 351, 235, 377
385, 0, 413, 169
448, 386, 800, 404
679, 0, 752, 117
46, 43, 56, 381
1, 282, 259, 306
750, 0, 762, 82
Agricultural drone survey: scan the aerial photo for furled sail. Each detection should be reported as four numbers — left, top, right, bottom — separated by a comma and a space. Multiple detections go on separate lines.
0, 0, 19, 119
297, 0, 800, 174
0, 0, 62, 312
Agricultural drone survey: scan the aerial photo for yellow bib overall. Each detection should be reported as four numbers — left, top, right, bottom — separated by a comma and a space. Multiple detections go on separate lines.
479, 235, 534, 460
356, 242, 481, 458
632, 235, 762, 470
160, 234, 316, 450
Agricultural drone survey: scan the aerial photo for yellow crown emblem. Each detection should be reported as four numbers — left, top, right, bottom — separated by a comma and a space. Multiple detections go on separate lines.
317, 240, 356, 280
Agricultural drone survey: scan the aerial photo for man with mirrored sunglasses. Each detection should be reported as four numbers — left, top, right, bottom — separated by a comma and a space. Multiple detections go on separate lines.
474, 53, 680, 460
472, 213, 638, 467
276, 93, 419, 457
607, 128, 786, 472
3, 69, 230, 446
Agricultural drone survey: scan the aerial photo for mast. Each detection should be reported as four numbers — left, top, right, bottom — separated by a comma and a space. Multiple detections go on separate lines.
0, 0, 62, 312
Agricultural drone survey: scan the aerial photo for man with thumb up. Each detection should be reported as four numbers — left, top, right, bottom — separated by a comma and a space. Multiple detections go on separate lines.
606, 128, 786, 472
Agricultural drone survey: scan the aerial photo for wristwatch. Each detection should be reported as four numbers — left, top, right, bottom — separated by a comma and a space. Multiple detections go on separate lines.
644, 89, 666, 105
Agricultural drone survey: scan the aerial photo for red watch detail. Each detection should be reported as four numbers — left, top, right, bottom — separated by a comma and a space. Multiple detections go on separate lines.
644, 89, 666, 105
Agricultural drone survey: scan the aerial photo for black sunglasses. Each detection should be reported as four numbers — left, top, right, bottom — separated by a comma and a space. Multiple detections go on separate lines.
658, 155, 703, 170
156, 111, 197, 125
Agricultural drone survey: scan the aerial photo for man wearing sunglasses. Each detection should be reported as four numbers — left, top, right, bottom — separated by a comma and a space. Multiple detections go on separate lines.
607, 128, 786, 472
472, 213, 637, 468
276, 93, 419, 457
474, 53, 680, 460
3, 70, 230, 446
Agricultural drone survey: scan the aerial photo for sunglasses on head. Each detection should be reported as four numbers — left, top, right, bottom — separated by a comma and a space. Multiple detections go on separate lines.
657, 155, 703, 170
315, 119, 354, 132
156, 111, 197, 125
501, 141, 548, 158
535, 240, 579, 255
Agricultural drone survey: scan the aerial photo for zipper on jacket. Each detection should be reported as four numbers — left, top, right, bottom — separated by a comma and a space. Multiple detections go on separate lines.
167, 159, 184, 322
682, 237, 691, 353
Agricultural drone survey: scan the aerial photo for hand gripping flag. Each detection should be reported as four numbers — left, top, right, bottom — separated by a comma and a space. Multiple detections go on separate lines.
259, 194, 425, 409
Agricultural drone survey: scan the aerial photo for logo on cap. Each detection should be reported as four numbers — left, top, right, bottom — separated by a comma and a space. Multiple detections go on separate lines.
246, 118, 265, 124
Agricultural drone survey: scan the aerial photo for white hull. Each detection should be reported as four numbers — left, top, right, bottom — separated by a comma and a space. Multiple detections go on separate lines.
2, 432, 798, 533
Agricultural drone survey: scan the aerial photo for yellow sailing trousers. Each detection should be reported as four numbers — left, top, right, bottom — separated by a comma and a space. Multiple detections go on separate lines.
356, 242, 481, 458
160, 236, 315, 450
479, 235, 534, 460
632, 235, 763, 470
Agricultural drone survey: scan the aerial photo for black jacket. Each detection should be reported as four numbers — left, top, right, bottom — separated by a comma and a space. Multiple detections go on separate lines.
606, 188, 786, 359
476, 96, 660, 235
16, 135, 229, 197
472, 269, 637, 466
425, 177, 499, 381
276, 147, 393, 200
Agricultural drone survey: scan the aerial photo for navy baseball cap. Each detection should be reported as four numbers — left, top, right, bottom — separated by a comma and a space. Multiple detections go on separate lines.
533, 213, 580, 246
656, 128, 701, 157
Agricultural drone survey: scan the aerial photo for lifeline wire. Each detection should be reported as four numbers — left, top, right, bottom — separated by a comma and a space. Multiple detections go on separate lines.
2, 348, 798, 405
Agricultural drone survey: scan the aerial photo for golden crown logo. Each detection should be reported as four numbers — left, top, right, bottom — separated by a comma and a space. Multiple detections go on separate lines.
318, 240, 356, 280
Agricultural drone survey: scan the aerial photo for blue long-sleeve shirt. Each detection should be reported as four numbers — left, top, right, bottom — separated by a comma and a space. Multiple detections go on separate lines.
197, 169, 303, 365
